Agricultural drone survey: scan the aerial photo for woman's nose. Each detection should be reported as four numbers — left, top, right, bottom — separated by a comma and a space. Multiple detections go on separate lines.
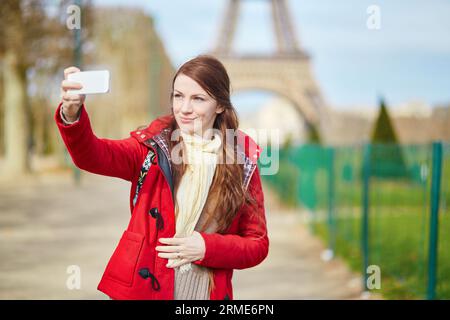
180, 99, 193, 113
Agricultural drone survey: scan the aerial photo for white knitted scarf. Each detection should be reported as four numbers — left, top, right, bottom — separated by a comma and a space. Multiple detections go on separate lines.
167, 130, 222, 273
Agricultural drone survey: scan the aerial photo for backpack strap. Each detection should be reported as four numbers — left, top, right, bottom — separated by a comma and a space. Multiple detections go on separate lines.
132, 148, 156, 208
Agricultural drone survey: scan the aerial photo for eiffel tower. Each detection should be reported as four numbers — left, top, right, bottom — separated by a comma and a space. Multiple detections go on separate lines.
210, 0, 329, 141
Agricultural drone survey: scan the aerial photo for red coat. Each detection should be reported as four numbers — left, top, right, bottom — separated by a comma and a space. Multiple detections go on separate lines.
55, 103, 269, 300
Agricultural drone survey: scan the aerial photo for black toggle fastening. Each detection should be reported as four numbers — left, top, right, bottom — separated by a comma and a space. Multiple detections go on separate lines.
138, 267, 161, 291
149, 207, 164, 230
138, 268, 150, 279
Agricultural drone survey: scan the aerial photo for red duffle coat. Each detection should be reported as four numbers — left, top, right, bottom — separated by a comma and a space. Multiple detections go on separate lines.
54, 103, 269, 300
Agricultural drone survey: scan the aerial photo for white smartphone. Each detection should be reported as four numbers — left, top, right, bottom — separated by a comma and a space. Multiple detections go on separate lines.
67, 70, 110, 94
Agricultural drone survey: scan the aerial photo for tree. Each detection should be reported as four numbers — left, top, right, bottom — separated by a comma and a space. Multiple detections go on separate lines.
0, 0, 91, 177
369, 97, 408, 178
306, 121, 321, 145
371, 97, 399, 144
0, 0, 29, 176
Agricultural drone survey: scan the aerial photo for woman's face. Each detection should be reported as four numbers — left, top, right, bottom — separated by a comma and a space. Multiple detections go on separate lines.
172, 74, 224, 137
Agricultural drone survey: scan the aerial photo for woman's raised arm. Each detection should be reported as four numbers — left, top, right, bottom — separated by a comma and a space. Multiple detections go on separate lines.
55, 67, 148, 182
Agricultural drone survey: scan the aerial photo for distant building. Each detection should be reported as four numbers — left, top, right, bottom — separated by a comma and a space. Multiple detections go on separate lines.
241, 97, 450, 146
327, 101, 449, 145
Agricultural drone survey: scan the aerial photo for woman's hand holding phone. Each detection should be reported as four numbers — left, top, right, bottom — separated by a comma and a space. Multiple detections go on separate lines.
60, 66, 85, 122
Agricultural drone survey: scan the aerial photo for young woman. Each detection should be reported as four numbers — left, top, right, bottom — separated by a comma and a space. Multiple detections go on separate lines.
56, 55, 269, 300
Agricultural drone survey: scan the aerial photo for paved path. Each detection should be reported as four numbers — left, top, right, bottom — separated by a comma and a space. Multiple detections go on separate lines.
233, 188, 364, 299
0, 171, 365, 299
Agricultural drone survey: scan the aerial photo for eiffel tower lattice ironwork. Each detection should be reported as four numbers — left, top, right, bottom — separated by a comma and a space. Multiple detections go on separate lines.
210, 0, 330, 139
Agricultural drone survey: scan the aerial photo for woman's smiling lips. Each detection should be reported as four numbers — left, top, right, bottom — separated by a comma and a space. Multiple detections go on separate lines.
180, 116, 196, 123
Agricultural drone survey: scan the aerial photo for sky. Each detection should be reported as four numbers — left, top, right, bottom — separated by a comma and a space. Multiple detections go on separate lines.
93, 0, 450, 112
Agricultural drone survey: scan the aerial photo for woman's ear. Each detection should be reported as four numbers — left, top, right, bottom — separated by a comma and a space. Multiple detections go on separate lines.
216, 105, 225, 114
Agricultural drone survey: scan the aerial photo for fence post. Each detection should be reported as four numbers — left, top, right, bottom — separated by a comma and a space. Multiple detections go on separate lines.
327, 147, 336, 256
361, 143, 371, 291
427, 141, 443, 300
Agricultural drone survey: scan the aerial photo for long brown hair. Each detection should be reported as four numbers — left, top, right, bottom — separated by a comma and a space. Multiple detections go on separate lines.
168, 54, 255, 234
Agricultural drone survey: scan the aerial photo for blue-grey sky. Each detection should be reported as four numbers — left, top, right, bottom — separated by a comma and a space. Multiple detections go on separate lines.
94, 0, 450, 110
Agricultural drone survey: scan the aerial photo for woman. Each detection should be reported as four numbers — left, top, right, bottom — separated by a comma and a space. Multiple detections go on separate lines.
56, 55, 269, 300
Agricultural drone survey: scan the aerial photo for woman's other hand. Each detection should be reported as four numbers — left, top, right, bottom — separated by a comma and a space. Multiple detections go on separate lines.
156, 231, 206, 268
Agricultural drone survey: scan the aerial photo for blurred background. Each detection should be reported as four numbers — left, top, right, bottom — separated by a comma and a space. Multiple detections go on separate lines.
0, 0, 449, 299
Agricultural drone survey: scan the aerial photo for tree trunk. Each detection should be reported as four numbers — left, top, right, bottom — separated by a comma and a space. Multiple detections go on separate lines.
2, 50, 30, 177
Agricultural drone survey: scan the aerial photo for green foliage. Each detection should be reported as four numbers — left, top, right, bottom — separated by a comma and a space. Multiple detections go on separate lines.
282, 132, 294, 149
306, 122, 321, 145
371, 97, 399, 144
370, 98, 409, 178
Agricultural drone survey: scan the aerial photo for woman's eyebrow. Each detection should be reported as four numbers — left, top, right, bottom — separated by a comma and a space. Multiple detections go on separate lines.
174, 90, 207, 97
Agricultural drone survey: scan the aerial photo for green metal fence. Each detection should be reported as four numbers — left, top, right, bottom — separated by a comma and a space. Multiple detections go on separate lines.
437, 142, 450, 299
259, 141, 450, 299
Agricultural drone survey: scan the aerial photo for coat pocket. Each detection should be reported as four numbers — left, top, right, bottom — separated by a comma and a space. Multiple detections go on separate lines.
106, 230, 145, 287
